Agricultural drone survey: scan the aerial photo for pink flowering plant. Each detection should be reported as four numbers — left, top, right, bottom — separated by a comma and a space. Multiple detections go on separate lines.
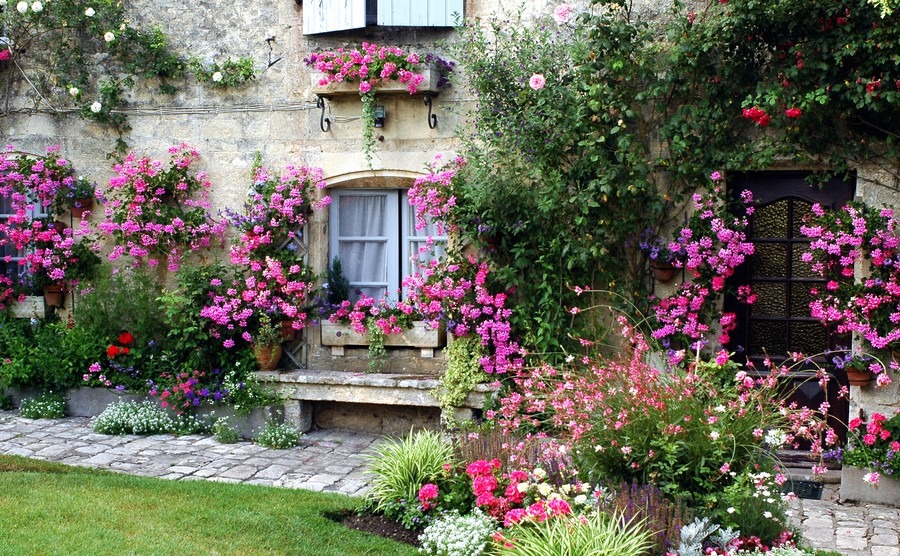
826, 411, 900, 486
801, 201, 900, 386
650, 176, 756, 356
200, 159, 330, 349
96, 144, 227, 272
489, 318, 837, 538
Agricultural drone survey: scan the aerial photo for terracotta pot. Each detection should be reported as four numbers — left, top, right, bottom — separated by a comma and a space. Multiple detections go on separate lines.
70, 198, 93, 218
42, 283, 67, 307
845, 366, 873, 386
280, 320, 297, 341
253, 343, 283, 371
650, 262, 678, 283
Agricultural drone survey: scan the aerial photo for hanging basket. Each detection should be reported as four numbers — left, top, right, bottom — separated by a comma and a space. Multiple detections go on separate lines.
42, 283, 67, 307
253, 343, 283, 371
845, 366, 873, 386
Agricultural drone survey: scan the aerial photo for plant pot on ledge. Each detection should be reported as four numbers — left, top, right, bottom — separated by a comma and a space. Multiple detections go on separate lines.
650, 262, 678, 283
845, 366, 873, 386
70, 198, 94, 219
253, 343, 283, 371
42, 283, 67, 308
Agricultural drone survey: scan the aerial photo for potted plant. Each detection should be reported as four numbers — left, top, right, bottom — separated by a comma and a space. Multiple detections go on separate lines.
830, 412, 900, 507
252, 314, 283, 371
834, 351, 883, 387
637, 228, 683, 283
53, 176, 96, 218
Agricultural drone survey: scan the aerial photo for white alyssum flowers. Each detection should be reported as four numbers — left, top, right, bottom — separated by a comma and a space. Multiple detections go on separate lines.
418, 509, 495, 556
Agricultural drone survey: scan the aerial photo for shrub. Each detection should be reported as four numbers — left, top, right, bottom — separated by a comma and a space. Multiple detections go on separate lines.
365, 428, 455, 515
494, 512, 652, 556
417, 509, 496, 556
254, 420, 302, 449
92, 400, 174, 435
19, 392, 66, 419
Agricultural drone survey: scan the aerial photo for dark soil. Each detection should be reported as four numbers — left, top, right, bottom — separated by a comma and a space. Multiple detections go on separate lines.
340, 512, 421, 546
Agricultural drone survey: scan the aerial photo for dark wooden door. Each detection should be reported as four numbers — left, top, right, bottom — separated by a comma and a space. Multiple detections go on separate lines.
725, 172, 855, 443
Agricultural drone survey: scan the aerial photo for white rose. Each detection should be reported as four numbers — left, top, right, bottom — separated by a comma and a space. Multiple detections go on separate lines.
211, 71, 223, 82
85, 7, 95, 16
104, 32, 115, 43
30, 1, 41, 12
16, 1, 28, 13
90, 101, 102, 113
69, 87, 79, 97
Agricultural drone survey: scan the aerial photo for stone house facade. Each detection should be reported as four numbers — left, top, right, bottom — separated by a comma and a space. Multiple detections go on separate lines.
0, 0, 897, 433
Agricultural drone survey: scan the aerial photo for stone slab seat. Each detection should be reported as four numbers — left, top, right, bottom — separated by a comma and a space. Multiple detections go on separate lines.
255, 369, 496, 432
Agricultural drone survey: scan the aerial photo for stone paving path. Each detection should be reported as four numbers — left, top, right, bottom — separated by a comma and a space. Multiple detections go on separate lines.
1, 410, 898, 555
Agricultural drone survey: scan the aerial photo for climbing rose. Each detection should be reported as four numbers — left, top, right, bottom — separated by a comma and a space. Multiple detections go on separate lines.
785, 107, 802, 119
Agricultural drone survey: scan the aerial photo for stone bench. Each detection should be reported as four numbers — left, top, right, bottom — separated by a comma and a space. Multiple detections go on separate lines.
255, 369, 496, 432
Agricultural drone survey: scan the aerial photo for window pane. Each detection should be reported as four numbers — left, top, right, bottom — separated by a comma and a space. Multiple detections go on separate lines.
339, 195, 386, 237
339, 240, 387, 284
751, 200, 789, 238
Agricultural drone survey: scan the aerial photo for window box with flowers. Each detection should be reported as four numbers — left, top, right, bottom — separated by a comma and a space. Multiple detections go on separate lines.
321, 319, 446, 354
827, 412, 900, 507
305, 44, 452, 166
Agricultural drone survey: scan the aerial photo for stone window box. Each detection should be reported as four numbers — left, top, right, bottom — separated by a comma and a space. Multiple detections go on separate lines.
311, 64, 442, 98
10, 295, 44, 319
320, 320, 446, 357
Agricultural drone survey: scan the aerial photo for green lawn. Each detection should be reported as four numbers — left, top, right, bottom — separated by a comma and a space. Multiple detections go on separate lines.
0, 455, 418, 556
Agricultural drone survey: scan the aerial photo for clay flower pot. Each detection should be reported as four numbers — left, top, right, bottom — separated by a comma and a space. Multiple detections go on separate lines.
845, 366, 873, 386
70, 198, 94, 218
253, 343, 283, 371
42, 283, 67, 307
650, 262, 678, 283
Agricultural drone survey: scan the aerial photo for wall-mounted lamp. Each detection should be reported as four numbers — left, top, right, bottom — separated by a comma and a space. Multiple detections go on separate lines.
373, 105, 386, 128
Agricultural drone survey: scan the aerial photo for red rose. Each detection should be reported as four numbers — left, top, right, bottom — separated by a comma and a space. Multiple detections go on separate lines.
120, 347, 130, 355
785, 107, 802, 119
107, 345, 121, 358
118, 331, 134, 345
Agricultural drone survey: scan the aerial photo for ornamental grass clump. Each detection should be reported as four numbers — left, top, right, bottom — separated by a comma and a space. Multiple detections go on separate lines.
18, 392, 66, 419
493, 511, 652, 556
92, 400, 175, 435
365, 429, 455, 518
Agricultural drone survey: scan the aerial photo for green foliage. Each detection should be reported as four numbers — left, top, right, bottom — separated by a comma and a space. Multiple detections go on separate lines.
326, 257, 350, 307
92, 400, 175, 435
74, 266, 167, 346
365, 428, 455, 514
0, 316, 98, 391
19, 392, 66, 419
451, 0, 900, 357
494, 512, 652, 556
713, 468, 792, 546
188, 56, 256, 88
435, 335, 487, 410
212, 418, 240, 444
254, 420, 302, 449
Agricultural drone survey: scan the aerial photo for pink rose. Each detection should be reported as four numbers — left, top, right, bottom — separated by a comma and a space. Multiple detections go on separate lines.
553, 4, 573, 24
529, 74, 546, 90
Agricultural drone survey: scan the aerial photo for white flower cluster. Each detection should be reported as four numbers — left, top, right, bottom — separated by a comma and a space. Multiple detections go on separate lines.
92, 400, 175, 435
734, 547, 816, 556
15, 1, 42, 13
254, 420, 302, 449
418, 509, 496, 556
19, 394, 66, 419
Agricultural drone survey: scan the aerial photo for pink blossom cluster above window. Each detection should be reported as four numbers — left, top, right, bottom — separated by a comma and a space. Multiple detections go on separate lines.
305, 42, 427, 95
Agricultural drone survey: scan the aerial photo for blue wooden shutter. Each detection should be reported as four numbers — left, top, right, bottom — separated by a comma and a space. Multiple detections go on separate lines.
376, 0, 463, 27
303, 0, 367, 35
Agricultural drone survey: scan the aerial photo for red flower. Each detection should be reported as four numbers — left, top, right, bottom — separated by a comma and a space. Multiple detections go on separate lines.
121, 346, 130, 355
118, 331, 134, 345
785, 107, 802, 119
107, 345, 121, 358
0, 50, 9, 61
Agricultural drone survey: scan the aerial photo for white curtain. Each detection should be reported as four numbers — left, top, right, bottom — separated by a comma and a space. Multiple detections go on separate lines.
338, 194, 388, 300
